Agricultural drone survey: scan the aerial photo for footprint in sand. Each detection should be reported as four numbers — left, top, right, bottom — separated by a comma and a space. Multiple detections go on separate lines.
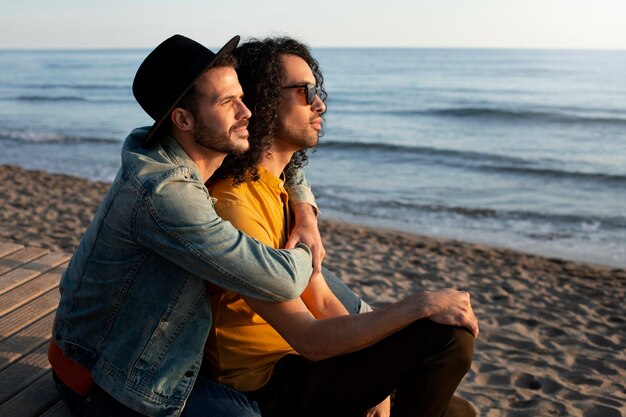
513, 373, 542, 390
475, 370, 511, 386
507, 396, 567, 416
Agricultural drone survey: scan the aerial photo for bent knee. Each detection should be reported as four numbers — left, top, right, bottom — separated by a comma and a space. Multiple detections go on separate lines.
422, 322, 475, 375
408, 320, 475, 374
449, 327, 474, 373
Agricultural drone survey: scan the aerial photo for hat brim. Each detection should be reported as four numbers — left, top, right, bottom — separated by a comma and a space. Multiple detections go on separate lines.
142, 35, 240, 147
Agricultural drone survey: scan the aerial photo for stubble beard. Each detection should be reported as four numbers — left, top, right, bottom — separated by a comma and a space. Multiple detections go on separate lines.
275, 118, 320, 150
193, 114, 249, 155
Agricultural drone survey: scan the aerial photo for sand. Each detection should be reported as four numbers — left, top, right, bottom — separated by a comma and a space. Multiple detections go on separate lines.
1, 164, 625, 417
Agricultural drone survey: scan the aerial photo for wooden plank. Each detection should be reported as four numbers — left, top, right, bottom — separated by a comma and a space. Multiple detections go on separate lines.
0, 343, 50, 404
39, 402, 73, 417
0, 290, 59, 343
0, 242, 24, 258
0, 247, 49, 276
0, 252, 69, 296
0, 371, 59, 417
0, 312, 53, 372
0, 243, 71, 417
0, 266, 65, 317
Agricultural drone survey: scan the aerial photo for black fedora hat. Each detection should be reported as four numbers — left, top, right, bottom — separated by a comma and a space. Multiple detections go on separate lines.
132, 34, 240, 146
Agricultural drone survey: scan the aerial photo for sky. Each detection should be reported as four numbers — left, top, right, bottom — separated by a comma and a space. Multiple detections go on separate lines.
1, 0, 625, 50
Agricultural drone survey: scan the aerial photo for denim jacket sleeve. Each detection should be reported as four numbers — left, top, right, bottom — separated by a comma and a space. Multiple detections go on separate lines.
136, 173, 313, 301
284, 168, 319, 214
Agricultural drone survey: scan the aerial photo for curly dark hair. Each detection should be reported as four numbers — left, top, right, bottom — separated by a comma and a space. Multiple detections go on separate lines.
212, 37, 327, 185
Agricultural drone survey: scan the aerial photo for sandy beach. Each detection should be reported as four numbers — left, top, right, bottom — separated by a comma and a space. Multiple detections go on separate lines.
1, 164, 624, 417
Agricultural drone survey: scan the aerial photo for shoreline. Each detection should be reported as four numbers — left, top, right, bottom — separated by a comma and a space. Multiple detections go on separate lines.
2, 164, 625, 416
0, 163, 621, 270
319, 213, 626, 270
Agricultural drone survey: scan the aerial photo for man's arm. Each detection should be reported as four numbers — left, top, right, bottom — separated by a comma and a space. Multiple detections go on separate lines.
299, 272, 349, 319
216, 204, 275, 247
284, 169, 325, 274
284, 168, 318, 213
136, 177, 312, 302
243, 289, 478, 361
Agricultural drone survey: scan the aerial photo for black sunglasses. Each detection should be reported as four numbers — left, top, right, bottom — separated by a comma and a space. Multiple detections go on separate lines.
281, 83, 320, 105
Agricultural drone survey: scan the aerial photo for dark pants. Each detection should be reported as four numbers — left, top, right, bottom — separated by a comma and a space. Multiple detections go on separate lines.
247, 320, 474, 417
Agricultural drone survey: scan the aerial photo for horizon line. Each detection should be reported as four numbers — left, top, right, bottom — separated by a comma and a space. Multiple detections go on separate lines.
1, 45, 626, 52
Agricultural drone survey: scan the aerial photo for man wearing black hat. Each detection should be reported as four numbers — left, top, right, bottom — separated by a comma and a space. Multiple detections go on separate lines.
49, 35, 340, 417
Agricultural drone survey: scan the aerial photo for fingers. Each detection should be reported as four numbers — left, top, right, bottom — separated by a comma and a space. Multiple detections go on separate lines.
285, 233, 324, 273
426, 289, 479, 337
455, 291, 478, 337
312, 249, 323, 275
462, 312, 480, 338
458, 296, 479, 337
284, 234, 297, 249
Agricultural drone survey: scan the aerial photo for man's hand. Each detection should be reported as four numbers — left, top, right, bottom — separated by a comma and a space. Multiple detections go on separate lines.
286, 202, 325, 274
365, 396, 390, 417
421, 289, 479, 337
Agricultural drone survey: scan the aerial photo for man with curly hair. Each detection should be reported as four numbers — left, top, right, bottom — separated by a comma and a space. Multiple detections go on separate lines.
205, 37, 479, 417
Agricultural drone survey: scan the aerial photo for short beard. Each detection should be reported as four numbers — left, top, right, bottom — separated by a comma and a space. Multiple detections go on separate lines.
193, 113, 249, 155
274, 117, 320, 150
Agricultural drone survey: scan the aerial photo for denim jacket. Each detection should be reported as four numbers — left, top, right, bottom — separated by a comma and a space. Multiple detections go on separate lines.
52, 127, 315, 417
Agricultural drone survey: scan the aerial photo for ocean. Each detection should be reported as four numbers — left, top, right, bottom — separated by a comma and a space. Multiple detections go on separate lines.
0, 48, 624, 267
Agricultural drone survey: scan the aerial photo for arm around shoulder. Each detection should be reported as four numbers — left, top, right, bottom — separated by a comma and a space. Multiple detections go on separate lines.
136, 174, 313, 301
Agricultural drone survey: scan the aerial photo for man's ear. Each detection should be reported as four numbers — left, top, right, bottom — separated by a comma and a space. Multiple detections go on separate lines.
171, 108, 194, 131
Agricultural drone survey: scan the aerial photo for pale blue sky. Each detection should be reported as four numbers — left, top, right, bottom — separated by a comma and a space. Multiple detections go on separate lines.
2, 0, 625, 49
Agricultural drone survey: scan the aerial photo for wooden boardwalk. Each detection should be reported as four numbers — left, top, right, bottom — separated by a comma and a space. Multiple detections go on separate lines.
0, 240, 73, 417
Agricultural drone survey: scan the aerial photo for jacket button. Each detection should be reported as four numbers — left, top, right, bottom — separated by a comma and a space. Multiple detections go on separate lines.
185, 370, 195, 378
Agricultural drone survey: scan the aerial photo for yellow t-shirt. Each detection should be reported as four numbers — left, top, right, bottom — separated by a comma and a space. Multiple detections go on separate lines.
204, 166, 296, 391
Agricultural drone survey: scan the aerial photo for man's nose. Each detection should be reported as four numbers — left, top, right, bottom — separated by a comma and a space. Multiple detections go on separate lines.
236, 100, 252, 119
311, 94, 325, 114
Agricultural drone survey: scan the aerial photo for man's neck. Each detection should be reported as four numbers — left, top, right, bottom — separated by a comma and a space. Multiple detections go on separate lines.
189, 152, 226, 182
261, 142, 294, 178
172, 133, 226, 182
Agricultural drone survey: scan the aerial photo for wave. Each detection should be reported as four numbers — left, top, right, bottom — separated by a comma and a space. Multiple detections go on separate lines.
327, 96, 382, 106
45, 62, 92, 69
314, 190, 626, 229
0, 82, 129, 90
14, 95, 88, 102
482, 165, 626, 185
320, 140, 533, 164
400, 204, 626, 229
389, 107, 626, 126
0, 129, 121, 144
318, 141, 626, 185
9, 95, 131, 103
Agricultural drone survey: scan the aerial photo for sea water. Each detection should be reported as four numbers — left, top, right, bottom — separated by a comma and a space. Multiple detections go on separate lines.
0, 47, 624, 267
